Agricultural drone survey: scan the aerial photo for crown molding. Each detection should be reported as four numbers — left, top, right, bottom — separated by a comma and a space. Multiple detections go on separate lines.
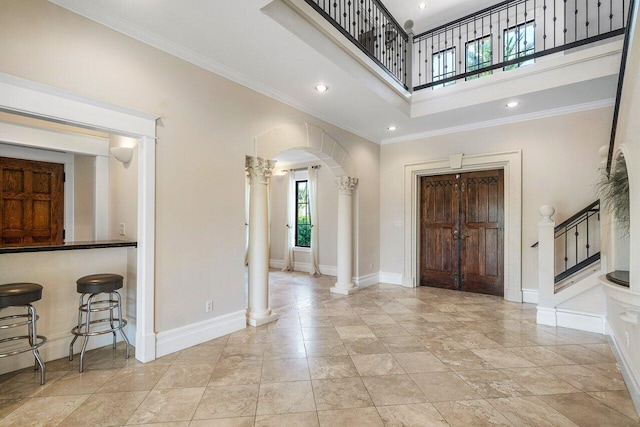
381, 98, 615, 145
48, 0, 382, 144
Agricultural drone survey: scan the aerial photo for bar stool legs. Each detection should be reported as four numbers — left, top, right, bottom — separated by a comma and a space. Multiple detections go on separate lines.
69, 290, 130, 373
27, 304, 47, 384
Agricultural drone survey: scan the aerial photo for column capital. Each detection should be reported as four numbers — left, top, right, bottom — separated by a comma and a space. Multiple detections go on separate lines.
335, 176, 358, 194
245, 156, 276, 184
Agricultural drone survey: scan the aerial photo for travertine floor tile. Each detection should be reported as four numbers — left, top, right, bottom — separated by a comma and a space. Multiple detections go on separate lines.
308, 356, 359, 379
351, 353, 405, 376
502, 367, 580, 395
255, 412, 319, 426
486, 396, 578, 426
392, 351, 449, 373
256, 381, 316, 415
588, 390, 640, 421
209, 358, 263, 386
411, 372, 481, 402
154, 364, 215, 389
100, 364, 169, 392
127, 387, 205, 424
0, 395, 89, 426
317, 407, 383, 426
190, 417, 255, 426
335, 325, 377, 340
311, 377, 373, 410
433, 399, 512, 426
456, 369, 531, 398
361, 374, 426, 406
60, 391, 147, 426
192, 384, 258, 419
39, 370, 117, 396
376, 403, 449, 426
539, 392, 640, 426
260, 358, 309, 383
545, 364, 628, 391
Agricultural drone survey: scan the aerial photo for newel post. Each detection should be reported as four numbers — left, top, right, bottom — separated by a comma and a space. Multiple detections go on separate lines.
536, 205, 557, 326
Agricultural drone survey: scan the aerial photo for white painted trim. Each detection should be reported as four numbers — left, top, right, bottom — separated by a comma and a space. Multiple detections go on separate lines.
522, 289, 539, 304
556, 309, 606, 334
48, 0, 381, 144
354, 272, 379, 289
380, 272, 403, 285
156, 310, 246, 358
607, 322, 640, 415
382, 99, 615, 144
0, 143, 76, 242
536, 306, 558, 327
0, 73, 158, 363
270, 259, 337, 276
403, 150, 522, 302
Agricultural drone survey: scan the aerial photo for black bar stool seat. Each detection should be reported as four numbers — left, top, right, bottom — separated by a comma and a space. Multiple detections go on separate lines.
0, 282, 46, 384
70, 273, 130, 372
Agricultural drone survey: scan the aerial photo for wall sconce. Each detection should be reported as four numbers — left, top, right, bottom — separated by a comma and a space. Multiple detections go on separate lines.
110, 146, 134, 164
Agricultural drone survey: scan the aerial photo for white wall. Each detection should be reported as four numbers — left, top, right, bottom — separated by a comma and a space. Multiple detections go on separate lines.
74, 154, 94, 241
269, 162, 338, 273
380, 108, 611, 292
0, 0, 380, 334
109, 135, 138, 241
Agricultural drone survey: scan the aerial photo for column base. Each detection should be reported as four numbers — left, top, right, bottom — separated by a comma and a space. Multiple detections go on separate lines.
246, 311, 279, 327
330, 283, 359, 295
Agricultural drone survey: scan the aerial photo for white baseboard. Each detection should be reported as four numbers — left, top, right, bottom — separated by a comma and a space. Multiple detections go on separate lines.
536, 306, 606, 334
380, 272, 403, 285
269, 259, 337, 276
156, 310, 246, 358
522, 289, 539, 304
354, 272, 379, 289
607, 321, 640, 416
0, 323, 137, 376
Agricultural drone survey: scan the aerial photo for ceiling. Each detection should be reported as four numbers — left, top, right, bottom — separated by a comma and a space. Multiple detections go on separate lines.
49, 0, 619, 144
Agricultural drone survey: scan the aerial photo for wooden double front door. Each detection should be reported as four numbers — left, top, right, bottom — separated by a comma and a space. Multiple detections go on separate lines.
419, 170, 504, 296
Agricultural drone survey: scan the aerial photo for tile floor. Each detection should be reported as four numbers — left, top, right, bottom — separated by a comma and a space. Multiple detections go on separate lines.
1, 270, 639, 426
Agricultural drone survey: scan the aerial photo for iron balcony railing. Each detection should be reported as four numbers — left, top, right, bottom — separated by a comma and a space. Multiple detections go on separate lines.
413, 0, 631, 90
533, 200, 601, 286
303, 0, 409, 88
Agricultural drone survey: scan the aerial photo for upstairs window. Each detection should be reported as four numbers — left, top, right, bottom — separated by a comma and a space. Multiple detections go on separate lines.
432, 47, 456, 88
295, 180, 311, 247
503, 21, 535, 71
466, 35, 492, 80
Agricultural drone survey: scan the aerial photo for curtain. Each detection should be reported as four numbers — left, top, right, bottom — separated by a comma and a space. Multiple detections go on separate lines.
244, 174, 250, 266
283, 171, 295, 271
308, 166, 321, 275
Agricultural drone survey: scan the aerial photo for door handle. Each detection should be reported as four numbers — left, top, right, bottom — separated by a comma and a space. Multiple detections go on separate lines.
453, 230, 459, 240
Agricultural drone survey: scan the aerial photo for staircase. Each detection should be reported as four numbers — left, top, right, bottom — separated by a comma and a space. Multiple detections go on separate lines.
535, 202, 608, 333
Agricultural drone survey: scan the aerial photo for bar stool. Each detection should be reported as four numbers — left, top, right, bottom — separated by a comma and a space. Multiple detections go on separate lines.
0, 283, 47, 385
69, 274, 130, 372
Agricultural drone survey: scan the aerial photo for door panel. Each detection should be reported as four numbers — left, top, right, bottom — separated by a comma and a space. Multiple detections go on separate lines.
419, 174, 458, 289
419, 170, 504, 297
460, 170, 504, 296
0, 157, 64, 247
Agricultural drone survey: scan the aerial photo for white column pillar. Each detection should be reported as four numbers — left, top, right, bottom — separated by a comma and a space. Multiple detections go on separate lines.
536, 205, 557, 326
331, 176, 359, 295
245, 156, 278, 327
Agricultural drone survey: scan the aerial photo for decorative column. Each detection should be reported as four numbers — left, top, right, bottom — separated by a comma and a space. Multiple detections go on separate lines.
331, 176, 359, 295
536, 205, 557, 326
245, 156, 279, 326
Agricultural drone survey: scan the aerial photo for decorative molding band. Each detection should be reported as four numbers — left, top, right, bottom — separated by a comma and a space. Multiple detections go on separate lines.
606, 322, 640, 414
354, 272, 379, 289
379, 272, 403, 285
382, 99, 615, 144
522, 289, 539, 304
48, 0, 381, 144
537, 306, 606, 334
156, 310, 246, 358
269, 259, 338, 277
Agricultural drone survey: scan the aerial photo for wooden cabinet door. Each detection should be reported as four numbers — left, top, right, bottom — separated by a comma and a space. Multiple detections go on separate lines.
0, 157, 64, 247
460, 170, 504, 296
419, 174, 459, 289
419, 170, 504, 297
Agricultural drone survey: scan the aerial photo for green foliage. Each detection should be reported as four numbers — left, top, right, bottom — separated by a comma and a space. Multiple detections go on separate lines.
597, 154, 630, 232
297, 222, 311, 247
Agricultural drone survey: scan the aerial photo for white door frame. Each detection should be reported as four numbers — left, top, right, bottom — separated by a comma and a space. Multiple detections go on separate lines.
403, 150, 523, 302
0, 72, 159, 361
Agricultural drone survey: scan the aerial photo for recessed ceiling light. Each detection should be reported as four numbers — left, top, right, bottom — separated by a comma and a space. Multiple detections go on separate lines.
315, 83, 328, 93
506, 101, 519, 108
388, 126, 397, 131
419, 3, 427, 10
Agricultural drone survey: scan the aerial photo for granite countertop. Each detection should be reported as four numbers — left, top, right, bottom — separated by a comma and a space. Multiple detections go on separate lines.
0, 240, 137, 254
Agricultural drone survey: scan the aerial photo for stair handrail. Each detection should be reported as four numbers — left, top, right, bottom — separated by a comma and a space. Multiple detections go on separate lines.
532, 200, 600, 248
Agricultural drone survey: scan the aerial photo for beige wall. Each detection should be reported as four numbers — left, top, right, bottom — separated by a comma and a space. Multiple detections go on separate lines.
109, 136, 138, 241
73, 154, 94, 241
269, 163, 339, 271
380, 108, 612, 291
0, 0, 380, 333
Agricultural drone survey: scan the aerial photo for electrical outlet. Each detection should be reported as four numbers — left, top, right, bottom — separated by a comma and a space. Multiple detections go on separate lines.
205, 300, 213, 313
119, 223, 126, 236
